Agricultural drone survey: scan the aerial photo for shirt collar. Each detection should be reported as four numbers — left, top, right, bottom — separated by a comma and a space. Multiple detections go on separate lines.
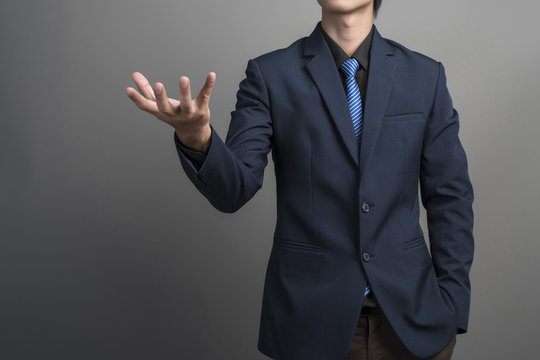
321, 25, 374, 72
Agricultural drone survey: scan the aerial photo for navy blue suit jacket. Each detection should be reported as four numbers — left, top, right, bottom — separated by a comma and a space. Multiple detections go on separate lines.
176, 23, 474, 359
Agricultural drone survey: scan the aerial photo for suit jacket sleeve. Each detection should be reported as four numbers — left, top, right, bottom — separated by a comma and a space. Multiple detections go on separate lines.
174, 132, 209, 171
174, 58, 272, 213
420, 62, 474, 334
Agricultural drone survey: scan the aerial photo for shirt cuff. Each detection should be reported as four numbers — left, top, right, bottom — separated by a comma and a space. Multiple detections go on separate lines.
173, 131, 210, 168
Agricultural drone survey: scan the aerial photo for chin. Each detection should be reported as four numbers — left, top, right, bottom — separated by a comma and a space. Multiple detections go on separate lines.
317, 0, 373, 14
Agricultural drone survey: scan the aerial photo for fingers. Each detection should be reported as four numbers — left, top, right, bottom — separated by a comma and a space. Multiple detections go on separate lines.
127, 72, 214, 121
131, 72, 156, 101
126, 86, 159, 114
179, 76, 193, 113
153, 82, 174, 114
196, 72, 216, 108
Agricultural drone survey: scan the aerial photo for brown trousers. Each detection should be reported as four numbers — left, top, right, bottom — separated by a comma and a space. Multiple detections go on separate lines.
346, 305, 457, 360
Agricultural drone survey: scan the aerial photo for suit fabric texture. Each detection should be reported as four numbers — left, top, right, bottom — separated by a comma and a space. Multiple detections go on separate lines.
175, 22, 474, 360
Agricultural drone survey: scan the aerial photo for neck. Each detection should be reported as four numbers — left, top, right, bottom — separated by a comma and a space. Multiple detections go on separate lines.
320, 6, 374, 57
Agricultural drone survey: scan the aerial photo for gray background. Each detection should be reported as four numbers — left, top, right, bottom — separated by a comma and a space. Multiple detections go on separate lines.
1, 0, 539, 359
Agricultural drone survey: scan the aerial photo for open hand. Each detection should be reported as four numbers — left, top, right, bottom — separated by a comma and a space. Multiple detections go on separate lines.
126, 71, 216, 152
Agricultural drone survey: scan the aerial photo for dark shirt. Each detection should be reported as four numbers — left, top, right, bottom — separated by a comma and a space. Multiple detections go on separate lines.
321, 25, 373, 106
175, 25, 374, 171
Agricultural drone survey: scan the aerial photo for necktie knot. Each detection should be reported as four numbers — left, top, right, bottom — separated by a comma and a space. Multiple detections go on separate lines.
340, 57, 359, 78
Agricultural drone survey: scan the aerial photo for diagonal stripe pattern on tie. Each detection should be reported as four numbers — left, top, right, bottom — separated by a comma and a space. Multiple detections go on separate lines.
340, 58, 370, 298
340, 57, 363, 143
364, 285, 371, 297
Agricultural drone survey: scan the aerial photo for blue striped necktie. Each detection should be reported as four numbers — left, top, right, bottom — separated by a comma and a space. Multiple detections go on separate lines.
340, 58, 363, 143
340, 57, 371, 298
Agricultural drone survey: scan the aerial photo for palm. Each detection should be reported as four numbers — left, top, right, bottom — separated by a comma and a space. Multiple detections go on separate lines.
125, 71, 215, 126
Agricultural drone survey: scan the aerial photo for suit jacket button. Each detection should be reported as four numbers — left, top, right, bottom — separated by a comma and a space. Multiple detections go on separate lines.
362, 252, 371, 262
361, 202, 371, 213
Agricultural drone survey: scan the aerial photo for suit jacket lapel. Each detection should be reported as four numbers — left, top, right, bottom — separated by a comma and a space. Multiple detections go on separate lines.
359, 26, 397, 180
304, 22, 359, 166
304, 23, 397, 171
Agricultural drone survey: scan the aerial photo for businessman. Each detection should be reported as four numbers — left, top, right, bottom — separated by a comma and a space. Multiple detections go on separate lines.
126, 0, 474, 359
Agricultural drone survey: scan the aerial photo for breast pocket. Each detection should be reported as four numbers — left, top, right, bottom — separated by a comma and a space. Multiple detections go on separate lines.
382, 112, 424, 123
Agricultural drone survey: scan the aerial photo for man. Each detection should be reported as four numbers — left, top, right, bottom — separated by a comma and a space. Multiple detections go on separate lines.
125, 0, 474, 359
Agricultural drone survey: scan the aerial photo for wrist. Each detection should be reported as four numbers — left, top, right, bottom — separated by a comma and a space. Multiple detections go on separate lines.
175, 125, 211, 153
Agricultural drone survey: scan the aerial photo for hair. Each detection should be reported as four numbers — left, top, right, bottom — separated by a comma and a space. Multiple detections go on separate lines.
374, 0, 382, 17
